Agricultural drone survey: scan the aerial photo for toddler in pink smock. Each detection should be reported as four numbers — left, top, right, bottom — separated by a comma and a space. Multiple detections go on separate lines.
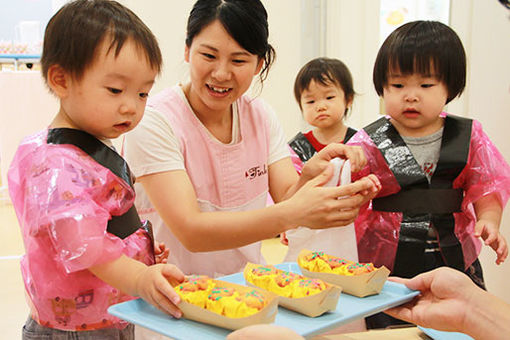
9, 129, 155, 330
8, 1, 184, 339
350, 20, 510, 330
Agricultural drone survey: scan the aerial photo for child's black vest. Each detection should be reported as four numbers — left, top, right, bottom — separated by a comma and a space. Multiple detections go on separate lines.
47, 128, 153, 243
364, 115, 472, 278
289, 127, 357, 163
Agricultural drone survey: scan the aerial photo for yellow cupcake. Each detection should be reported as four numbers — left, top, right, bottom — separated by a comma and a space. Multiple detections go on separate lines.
299, 251, 375, 276
206, 287, 236, 315
331, 265, 354, 276
298, 251, 331, 272
175, 275, 213, 308
292, 278, 327, 298
247, 266, 278, 288
268, 271, 300, 297
226, 290, 265, 318
241, 289, 266, 310
227, 299, 259, 318
177, 275, 270, 319
246, 264, 327, 298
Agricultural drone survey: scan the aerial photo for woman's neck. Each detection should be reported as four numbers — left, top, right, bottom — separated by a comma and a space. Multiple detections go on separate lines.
313, 123, 347, 145
181, 83, 233, 144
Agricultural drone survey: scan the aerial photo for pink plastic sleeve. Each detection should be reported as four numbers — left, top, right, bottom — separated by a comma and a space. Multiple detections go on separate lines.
288, 145, 304, 175
13, 143, 134, 273
456, 120, 510, 209
347, 129, 401, 197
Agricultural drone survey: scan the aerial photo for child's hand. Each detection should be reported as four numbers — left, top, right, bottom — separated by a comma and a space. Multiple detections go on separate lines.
280, 232, 289, 246
474, 219, 508, 264
135, 263, 185, 318
358, 174, 381, 198
154, 241, 170, 264
302, 143, 367, 180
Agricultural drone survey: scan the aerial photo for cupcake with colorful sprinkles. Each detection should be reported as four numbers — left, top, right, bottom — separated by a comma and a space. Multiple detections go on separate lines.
243, 263, 342, 317
297, 249, 390, 298
174, 275, 274, 321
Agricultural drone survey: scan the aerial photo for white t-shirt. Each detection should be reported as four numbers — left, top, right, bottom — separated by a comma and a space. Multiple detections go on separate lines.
125, 87, 288, 177
123, 86, 289, 277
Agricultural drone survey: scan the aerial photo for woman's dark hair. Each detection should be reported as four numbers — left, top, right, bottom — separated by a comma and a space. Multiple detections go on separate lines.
185, 0, 276, 84
294, 57, 355, 115
373, 20, 466, 104
41, 0, 162, 83
499, 0, 510, 10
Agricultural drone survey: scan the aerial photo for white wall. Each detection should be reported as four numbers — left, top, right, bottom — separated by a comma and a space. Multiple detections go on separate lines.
462, 0, 510, 304
0, 72, 58, 186
118, 0, 193, 95
324, 0, 382, 130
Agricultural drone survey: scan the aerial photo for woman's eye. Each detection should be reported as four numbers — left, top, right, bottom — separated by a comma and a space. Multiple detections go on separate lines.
202, 53, 215, 59
108, 87, 122, 94
232, 59, 246, 64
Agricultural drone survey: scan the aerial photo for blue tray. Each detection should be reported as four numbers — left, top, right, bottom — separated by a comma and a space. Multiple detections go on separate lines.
419, 327, 474, 340
108, 262, 419, 339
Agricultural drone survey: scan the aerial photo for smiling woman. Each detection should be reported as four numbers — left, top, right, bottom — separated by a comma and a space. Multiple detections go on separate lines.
181, 19, 265, 143
123, 0, 378, 287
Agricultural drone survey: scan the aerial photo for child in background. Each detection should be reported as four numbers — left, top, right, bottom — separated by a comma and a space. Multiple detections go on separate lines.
349, 20, 510, 328
282, 58, 362, 261
282, 57, 370, 333
8, 1, 184, 338
288, 57, 357, 174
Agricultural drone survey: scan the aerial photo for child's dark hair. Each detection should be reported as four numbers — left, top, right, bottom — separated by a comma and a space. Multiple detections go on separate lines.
185, 0, 276, 84
294, 57, 355, 113
373, 20, 466, 104
41, 0, 162, 83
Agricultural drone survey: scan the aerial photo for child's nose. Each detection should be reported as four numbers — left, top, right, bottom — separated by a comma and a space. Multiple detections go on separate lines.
120, 96, 137, 115
404, 90, 419, 102
316, 101, 327, 111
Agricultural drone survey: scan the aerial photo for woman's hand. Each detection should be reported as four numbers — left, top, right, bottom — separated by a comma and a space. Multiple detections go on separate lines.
385, 268, 473, 331
283, 167, 379, 230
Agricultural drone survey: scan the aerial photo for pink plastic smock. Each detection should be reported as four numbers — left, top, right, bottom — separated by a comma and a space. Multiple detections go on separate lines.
8, 129, 154, 331
349, 114, 510, 271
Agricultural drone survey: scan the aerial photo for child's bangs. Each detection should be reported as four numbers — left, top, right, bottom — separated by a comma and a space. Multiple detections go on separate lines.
388, 53, 441, 79
298, 70, 334, 95
316, 72, 337, 87
105, 22, 162, 73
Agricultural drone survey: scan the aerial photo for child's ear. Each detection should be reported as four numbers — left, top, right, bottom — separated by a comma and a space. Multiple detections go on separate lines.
346, 95, 354, 108
47, 65, 70, 98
